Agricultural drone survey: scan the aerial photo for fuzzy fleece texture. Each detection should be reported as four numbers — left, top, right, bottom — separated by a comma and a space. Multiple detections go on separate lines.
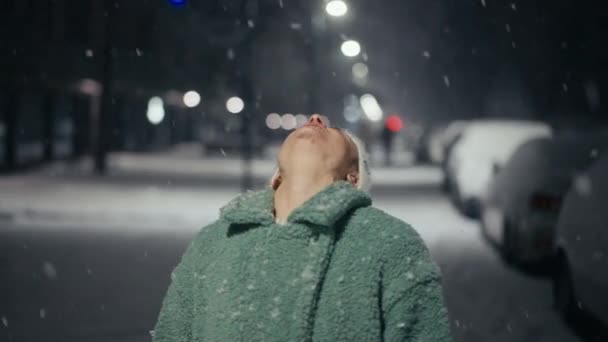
153, 181, 452, 341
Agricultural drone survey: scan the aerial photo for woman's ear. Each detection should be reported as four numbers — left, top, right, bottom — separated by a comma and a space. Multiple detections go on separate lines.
271, 170, 282, 190
346, 172, 359, 188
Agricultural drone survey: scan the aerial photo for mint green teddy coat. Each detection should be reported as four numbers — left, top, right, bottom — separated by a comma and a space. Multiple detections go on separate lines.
153, 181, 451, 341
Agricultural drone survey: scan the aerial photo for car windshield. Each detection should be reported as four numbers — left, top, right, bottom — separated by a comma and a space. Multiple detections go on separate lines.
1, 1, 608, 342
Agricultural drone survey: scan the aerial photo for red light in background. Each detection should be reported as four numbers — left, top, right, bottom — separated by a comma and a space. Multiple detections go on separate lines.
386, 115, 403, 132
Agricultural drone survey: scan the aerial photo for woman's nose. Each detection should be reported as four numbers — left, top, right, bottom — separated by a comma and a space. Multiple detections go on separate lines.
308, 114, 326, 127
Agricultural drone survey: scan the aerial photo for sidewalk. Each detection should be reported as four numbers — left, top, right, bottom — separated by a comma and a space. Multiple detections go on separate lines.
0, 144, 441, 228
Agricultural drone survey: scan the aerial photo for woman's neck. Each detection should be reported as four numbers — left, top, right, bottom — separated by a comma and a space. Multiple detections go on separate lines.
273, 172, 336, 224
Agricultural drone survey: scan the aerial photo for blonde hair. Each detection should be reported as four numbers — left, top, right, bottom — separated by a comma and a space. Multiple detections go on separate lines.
341, 129, 372, 193
269, 129, 372, 193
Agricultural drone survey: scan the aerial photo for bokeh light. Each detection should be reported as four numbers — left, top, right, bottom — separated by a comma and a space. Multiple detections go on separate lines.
295, 114, 308, 128
168, 0, 186, 7
341, 40, 361, 57
281, 114, 297, 130
183, 90, 201, 108
360, 94, 383, 121
386, 115, 404, 132
226, 96, 245, 114
325, 0, 348, 17
146, 97, 165, 125
352, 62, 369, 79
265, 113, 281, 130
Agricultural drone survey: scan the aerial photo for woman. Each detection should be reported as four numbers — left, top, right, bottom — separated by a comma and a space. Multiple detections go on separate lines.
153, 114, 451, 341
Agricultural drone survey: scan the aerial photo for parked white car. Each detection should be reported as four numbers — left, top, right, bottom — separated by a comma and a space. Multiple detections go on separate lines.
482, 135, 607, 264
553, 154, 608, 326
446, 119, 552, 217
423, 120, 469, 165
438, 120, 469, 191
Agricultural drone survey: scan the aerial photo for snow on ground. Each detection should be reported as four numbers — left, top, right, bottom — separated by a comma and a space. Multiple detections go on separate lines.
0, 153, 440, 229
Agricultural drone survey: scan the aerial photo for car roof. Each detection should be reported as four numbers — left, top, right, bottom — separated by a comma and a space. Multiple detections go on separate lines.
464, 119, 550, 133
512, 134, 608, 169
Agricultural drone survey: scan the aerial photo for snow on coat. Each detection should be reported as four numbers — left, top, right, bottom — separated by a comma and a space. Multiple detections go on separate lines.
153, 180, 452, 341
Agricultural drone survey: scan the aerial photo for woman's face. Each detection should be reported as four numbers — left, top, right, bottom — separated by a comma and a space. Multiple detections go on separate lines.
278, 115, 358, 178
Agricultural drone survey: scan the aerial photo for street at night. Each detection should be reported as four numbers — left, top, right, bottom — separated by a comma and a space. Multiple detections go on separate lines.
2, 0, 608, 341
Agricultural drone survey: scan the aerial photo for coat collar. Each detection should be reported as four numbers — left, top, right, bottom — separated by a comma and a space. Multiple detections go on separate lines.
220, 181, 372, 228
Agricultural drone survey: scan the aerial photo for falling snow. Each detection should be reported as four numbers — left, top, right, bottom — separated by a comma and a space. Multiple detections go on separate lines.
136, 48, 143, 56
593, 251, 604, 260
42, 261, 58, 279
270, 307, 280, 319
562, 83, 568, 92
574, 174, 592, 196
85, 49, 94, 58
481, 0, 486, 7
511, 3, 517, 10
423, 51, 431, 58
301, 265, 314, 280
505, 24, 511, 33
591, 148, 599, 158
443, 75, 451, 87
40, 308, 46, 319
1, 316, 7, 327
290, 22, 302, 30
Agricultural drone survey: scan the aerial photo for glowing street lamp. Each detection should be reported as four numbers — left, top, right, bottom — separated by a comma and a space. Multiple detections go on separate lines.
226, 96, 245, 114
146, 97, 165, 125
341, 40, 361, 57
360, 94, 383, 122
326, 0, 348, 17
183, 90, 201, 108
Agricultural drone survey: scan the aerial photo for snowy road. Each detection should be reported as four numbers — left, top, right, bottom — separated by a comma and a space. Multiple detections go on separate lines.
0, 164, 584, 342
374, 188, 580, 342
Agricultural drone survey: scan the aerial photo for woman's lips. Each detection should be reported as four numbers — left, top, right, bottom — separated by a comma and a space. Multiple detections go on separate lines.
303, 122, 324, 129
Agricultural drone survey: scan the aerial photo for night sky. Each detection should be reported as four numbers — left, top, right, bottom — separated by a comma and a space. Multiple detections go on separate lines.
1, 0, 607, 129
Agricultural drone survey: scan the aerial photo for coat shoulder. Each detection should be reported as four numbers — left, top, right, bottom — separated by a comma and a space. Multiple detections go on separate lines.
349, 206, 419, 239
187, 219, 231, 254
347, 206, 433, 262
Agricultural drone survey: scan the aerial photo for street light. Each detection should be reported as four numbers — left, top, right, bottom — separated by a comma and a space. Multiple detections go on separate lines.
341, 40, 361, 57
147, 97, 165, 125
360, 94, 383, 121
281, 114, 297, 130
325, 0, 348, 17
226, 96, 245, 114
352, 62, 369, 86
265, 113, 281, 130
183, 90, 201, 108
